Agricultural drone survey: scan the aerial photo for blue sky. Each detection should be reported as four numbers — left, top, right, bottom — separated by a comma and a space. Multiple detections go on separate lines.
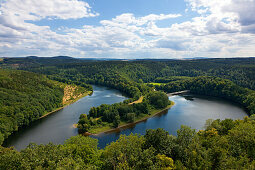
32, 0, 191, 31
0, 0, 255, 58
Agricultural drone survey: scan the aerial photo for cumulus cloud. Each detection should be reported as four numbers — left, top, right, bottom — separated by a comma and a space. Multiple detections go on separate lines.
100, 13, 181, 29
67, 13, 181, 51
185, 0, 255, 34
0, 0, 98, 21
0, 0, 255, 58
0, 0, 98, 42
0, 0, 99, 56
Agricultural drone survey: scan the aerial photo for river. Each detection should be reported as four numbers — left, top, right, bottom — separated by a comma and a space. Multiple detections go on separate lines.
3, 85, 127, 150
4, 88, 247, 150
93, 94, 247, 149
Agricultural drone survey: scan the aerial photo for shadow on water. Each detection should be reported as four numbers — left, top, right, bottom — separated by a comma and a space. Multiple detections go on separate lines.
3, 85, 127, 150
4, 89, 248, 151
93, 94, 247, 149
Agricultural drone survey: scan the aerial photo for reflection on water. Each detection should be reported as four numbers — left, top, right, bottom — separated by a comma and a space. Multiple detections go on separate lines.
182, 95, 194, 101
4, 91, 247, 151
93, 94, 247, 149
4, 85, 127, 150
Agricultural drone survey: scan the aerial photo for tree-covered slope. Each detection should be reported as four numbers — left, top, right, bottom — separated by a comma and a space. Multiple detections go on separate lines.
6, 57, 254, 90
155, 76, 255, 115
1, 117, 255, 169
0, 69, 89, 145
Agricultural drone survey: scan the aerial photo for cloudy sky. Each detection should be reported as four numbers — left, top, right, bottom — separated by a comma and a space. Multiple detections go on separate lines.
0, 0, 255, 58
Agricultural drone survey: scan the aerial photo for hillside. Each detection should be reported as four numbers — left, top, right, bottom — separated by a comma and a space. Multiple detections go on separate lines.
2, 57, 254, 90
1, 58, 255, 169
0, 69, 89, 144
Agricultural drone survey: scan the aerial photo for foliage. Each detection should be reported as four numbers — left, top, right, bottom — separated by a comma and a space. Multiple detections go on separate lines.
146, 91, 170, 109
2, 118, 255, 169
77, 91, 169, 133
0, 69, 91, 145
1, 57, 255, 169
157, 76, 255, 115
0, 136, 101, 169
0, 69, 64, 145
3, 57, 255, 90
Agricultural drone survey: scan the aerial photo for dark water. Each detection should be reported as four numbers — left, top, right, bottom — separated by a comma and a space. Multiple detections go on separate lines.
5, 90, 247, 151
93, 94, 247, 149
4, 85, 127, 150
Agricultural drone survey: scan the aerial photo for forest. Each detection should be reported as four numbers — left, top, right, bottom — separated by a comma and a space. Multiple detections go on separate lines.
2, 57, 255, 90
1, 57, 255, 169
78, 91, 171, 134
155, 76, 255, 115
1, 116, 255, 169
0, 69, 91, 145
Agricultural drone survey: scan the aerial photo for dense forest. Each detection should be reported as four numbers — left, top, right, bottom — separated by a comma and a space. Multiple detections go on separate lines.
1, 57, 255, 169
0, 69, 90, 145
1, 57, 255, 90
155, 76, 255, 115
1, 116, 255, 169
78, 91, 170, 133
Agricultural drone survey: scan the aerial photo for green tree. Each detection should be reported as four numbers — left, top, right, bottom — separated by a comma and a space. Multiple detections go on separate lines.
146, 91, 169, 109
113, 114, 120, 128
127, 113, 135, 123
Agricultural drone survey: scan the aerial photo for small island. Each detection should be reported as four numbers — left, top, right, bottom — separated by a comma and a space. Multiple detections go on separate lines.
77, 91, 173, 135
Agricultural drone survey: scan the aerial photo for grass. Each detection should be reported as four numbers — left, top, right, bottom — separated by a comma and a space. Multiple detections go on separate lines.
88, 123, 113, 134
148, 83, 165, 86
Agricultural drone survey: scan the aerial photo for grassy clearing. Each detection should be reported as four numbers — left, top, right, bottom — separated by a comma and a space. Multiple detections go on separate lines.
148, 83, 165, 86
128, 96, 144, 105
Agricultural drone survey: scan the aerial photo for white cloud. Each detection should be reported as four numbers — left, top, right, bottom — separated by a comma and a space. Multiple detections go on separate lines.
101, 13, 181, 27
0, 0, 99, 56
185, 0, 255, 33
0, 0, 98, 21
0, 0, 255, 58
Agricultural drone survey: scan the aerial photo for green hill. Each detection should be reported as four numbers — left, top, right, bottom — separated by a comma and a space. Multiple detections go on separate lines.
0, 69, 88, 144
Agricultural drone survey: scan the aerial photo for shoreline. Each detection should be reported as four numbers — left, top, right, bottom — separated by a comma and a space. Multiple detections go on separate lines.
39, 91, 92, 119
83, 101, 175, 136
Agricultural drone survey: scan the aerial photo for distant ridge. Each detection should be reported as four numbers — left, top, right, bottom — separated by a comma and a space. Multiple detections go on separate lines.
26, 56, 74, 59
51, 56, 74, 59
2, 56, 255, 62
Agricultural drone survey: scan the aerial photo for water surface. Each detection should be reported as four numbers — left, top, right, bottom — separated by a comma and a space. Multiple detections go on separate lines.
4, 91, 247, 150
93, 94, 247, 148
4, 85, 127, 150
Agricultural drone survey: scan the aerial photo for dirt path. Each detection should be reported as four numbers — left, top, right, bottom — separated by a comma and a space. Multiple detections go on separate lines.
128, 96, 144, 105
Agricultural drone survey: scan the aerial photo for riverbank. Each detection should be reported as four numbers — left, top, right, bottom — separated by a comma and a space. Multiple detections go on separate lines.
40, 90, 92, 119
83, 101, 175, 136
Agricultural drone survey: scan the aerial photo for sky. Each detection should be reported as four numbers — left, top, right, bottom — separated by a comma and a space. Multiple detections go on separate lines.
0, 0, 255, 59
